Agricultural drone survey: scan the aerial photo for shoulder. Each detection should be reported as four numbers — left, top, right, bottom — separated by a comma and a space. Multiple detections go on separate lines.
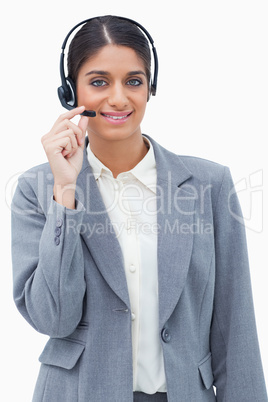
147, 134, 229, 185
146, 135, 233, 207
179, 155, 234, 204
178, 156, 234, 212
17, 162, 52, 188
147, 134, 232, 198
179, 154, 228, 184
13, 162, 53, 213
19, 161, 52, 179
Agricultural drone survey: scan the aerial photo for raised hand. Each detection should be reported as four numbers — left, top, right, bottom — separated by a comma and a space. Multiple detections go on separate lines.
41, 106, 89, 208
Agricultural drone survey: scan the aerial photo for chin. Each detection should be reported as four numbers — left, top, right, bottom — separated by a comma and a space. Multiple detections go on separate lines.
88, 126, 142, 143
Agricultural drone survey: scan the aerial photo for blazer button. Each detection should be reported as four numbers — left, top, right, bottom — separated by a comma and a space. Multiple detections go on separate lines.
54, 236, 60, 246
56, 218, 63, 228
161, 328, 171, 343
55, 227, 61, 237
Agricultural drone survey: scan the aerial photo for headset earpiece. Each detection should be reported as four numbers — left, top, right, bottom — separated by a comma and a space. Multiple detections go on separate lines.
151, 84, 157, 97
65, 77, 77, 106
57, 76, 80, 112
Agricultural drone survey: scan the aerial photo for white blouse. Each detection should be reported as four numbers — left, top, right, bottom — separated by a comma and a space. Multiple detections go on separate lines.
87, 136, 166, 393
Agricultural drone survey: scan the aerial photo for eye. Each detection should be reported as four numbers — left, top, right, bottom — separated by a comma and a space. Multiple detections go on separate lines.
127, 79, 143, 86
91, 80, 107, 87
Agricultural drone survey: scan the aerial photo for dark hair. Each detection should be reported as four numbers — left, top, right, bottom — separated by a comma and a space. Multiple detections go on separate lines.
67, 15, 151, 90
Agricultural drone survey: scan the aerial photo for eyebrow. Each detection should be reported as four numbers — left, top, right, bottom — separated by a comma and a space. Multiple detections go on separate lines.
85, 70, 109, 76
127, 70, 146, 77
85, 70, 146, 77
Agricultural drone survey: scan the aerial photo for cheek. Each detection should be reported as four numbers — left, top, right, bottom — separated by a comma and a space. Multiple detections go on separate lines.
137, 93, 148, 114
76, 84, 98, 109
76, 93, 89, 108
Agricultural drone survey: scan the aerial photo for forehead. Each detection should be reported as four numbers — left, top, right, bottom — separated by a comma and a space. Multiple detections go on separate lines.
78, 44, 146, 75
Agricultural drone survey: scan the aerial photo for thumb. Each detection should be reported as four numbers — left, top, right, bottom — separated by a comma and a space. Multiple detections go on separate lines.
78, 115, 89, 147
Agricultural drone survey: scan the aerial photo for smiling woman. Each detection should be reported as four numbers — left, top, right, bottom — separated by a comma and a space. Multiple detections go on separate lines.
11, 15, 268, 402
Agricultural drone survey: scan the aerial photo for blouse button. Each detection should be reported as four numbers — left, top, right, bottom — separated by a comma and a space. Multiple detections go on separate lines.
131, 313, 136, 321
114, 181, 120, 191
130, 264, 136, 273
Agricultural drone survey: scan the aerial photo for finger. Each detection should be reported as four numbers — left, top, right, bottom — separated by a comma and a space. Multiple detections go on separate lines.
57, 129, 78, 151
43, 129, 78, 154
59, 138, 73, 158
53, 119, 83, 139
54, 106, 86, 127
77, 116, 89, 146
62, 148, 72, 158
45, 136, 73, 157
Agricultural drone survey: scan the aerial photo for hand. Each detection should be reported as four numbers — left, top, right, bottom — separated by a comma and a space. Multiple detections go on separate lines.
41, 106, 89, 208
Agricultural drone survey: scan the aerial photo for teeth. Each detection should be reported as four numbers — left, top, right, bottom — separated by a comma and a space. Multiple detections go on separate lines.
103, 114, 129, 120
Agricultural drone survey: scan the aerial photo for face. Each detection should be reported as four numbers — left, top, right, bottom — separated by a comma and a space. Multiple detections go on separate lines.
76, 45, 149, 143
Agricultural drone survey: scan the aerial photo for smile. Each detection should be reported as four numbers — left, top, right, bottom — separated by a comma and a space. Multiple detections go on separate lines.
100, 111, 133, 124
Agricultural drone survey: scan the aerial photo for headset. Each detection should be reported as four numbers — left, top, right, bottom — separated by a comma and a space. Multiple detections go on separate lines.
57, 16, 159, 117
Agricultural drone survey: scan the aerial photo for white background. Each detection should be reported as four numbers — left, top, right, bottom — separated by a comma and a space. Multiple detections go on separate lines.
1, 0, 268, 400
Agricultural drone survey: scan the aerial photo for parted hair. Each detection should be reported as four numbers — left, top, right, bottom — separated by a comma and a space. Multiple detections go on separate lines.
67, 15, 151, 91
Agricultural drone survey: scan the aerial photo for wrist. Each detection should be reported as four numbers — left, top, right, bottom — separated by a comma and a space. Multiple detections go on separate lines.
53, 182, 76, 209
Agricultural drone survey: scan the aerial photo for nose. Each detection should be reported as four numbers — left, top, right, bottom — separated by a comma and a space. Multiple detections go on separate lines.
107, 82, 129, 109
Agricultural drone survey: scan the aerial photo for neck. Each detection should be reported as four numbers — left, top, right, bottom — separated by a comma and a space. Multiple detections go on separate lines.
87, 131, 149, 178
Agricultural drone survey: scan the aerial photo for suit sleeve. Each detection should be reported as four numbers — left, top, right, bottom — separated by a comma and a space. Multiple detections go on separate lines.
11, 175, 86, 338
210, 167, 267, 401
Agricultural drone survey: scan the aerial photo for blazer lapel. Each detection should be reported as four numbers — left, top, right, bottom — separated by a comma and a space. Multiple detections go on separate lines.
77, 136, 194, 322
145, 135, 195, 329
76, 147, 130, 309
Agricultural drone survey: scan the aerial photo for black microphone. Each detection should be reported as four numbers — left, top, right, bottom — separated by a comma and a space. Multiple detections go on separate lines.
81, 109, 96, 117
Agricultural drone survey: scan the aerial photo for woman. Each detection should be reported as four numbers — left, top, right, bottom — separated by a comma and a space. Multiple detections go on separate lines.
11, 15, 267, 402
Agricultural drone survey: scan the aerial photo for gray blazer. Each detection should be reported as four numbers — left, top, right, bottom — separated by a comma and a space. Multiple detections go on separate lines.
11, 135, 267, 402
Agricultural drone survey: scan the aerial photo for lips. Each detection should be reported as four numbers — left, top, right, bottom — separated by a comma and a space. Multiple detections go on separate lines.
100, 111, 133, 124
